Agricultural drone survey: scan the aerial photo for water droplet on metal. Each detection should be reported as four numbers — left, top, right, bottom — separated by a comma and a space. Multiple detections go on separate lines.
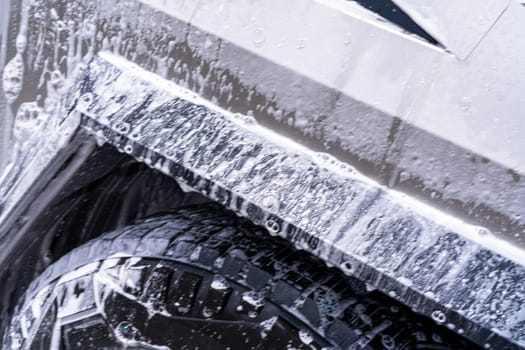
265, 219, 280, 234
296, 38, 306, 49
431, 310, 446, 324
252, 27, 265, 48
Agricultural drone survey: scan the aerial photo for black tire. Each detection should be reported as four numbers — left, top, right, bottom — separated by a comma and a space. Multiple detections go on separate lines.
4, 204, 477, 349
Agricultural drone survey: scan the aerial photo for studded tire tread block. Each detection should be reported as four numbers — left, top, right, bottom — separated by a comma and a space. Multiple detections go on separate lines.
4, 204, 478, 349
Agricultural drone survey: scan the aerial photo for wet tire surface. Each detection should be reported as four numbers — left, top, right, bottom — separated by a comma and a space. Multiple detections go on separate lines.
4, 204, 479, 349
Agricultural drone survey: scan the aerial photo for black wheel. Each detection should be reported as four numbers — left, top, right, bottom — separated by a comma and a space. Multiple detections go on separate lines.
4, 204, 477, 349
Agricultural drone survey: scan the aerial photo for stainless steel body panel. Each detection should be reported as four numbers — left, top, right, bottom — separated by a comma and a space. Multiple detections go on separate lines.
1, 0, 524, 348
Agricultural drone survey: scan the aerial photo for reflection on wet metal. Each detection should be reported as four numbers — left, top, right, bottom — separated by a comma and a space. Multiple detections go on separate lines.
390, 0, 510, 58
